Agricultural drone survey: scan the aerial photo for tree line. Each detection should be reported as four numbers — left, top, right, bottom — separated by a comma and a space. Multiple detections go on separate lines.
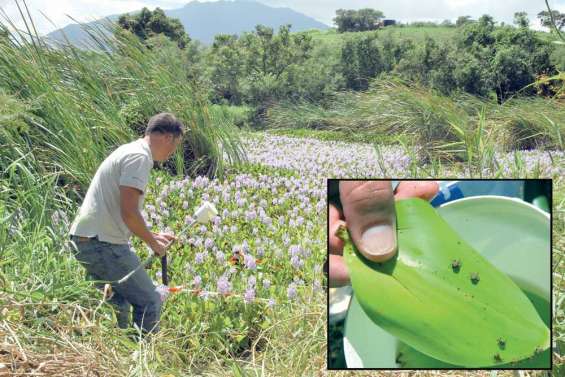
115, 7, 564, 111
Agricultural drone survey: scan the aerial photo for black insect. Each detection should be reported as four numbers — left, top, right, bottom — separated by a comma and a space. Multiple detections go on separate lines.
470, 272, 480, 284
497, 337, 506, 349
451, 259, 461, 272
494, 353, 502, 362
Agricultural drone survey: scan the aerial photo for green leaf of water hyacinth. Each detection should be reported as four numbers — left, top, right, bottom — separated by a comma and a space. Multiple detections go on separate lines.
342, 198, 550, 367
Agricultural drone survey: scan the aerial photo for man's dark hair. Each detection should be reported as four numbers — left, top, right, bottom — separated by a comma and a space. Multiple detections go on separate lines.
145, 112, 185, 137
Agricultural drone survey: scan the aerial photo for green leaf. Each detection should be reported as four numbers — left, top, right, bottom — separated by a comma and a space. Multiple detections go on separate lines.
396, 341, 459, 368
343, 198, 550, 367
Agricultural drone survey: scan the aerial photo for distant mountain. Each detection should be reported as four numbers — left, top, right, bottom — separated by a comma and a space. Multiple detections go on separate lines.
46, 0, 329, 47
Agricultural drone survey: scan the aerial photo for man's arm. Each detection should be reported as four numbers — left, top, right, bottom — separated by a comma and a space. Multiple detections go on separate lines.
120, 186, 165, 255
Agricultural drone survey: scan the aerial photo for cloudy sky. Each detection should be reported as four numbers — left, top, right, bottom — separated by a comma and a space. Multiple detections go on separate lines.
1, 0, 564, 35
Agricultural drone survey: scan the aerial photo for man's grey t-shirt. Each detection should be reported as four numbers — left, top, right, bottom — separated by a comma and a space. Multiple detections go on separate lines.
69, 139, 153, 244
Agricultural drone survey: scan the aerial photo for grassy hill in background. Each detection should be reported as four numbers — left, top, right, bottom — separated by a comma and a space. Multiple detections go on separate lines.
304, 26, 458, 46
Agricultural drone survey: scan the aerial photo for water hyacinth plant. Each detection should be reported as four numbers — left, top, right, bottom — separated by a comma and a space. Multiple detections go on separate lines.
341, 198, 550, 367
126, 167, 327, 361
244, 134, 565, 179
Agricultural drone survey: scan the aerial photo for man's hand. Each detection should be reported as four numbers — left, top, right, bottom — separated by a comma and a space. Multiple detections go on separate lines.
329, 181, 439, 287
150, 232, 175, 257
152, 231, 177, 243
150, 237, 168, 257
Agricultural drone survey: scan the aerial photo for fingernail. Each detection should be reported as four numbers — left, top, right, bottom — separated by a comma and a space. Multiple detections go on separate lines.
360, 224, 396, 259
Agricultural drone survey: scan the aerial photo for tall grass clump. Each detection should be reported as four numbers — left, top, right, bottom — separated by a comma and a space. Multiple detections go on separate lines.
492, 96, 565, 150
0, 7, 245, 192
266, 77, 564, 163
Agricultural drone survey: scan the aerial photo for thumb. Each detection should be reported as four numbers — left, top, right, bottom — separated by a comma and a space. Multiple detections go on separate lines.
339, 181, 397, 262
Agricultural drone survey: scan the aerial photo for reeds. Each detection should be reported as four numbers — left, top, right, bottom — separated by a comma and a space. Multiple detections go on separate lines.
266, 78, 564, 164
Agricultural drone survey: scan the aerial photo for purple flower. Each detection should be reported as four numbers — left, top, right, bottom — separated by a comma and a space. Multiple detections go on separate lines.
230, 225, 238, 233
195, 252, 205, 264
262, 279, 271, 289
287, 283, 298, 300
204, 238, 214, 249
289, 245, 301, 257
193, 275, 202, 288
217, 276, 231, 295
244, 287, 255, 303
213, 216, 221, 226
291, 256, 303, 269
267, 298, 276, 308
215, 251, 225, 263
245, 210, 257, 221
182, 201, 189, 210
244, 254, 256, 270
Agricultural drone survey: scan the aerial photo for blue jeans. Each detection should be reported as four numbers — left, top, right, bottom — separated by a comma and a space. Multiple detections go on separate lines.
69, 236, 161, 334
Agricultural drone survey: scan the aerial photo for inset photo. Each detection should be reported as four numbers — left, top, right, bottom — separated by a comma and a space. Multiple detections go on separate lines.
328, 180, 551, 370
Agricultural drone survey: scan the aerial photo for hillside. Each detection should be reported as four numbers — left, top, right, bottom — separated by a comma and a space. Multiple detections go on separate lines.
45, 0, 329, 47
304, 26, 458, 46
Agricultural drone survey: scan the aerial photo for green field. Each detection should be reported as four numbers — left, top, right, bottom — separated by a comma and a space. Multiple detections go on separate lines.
304, 26, 458, 46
